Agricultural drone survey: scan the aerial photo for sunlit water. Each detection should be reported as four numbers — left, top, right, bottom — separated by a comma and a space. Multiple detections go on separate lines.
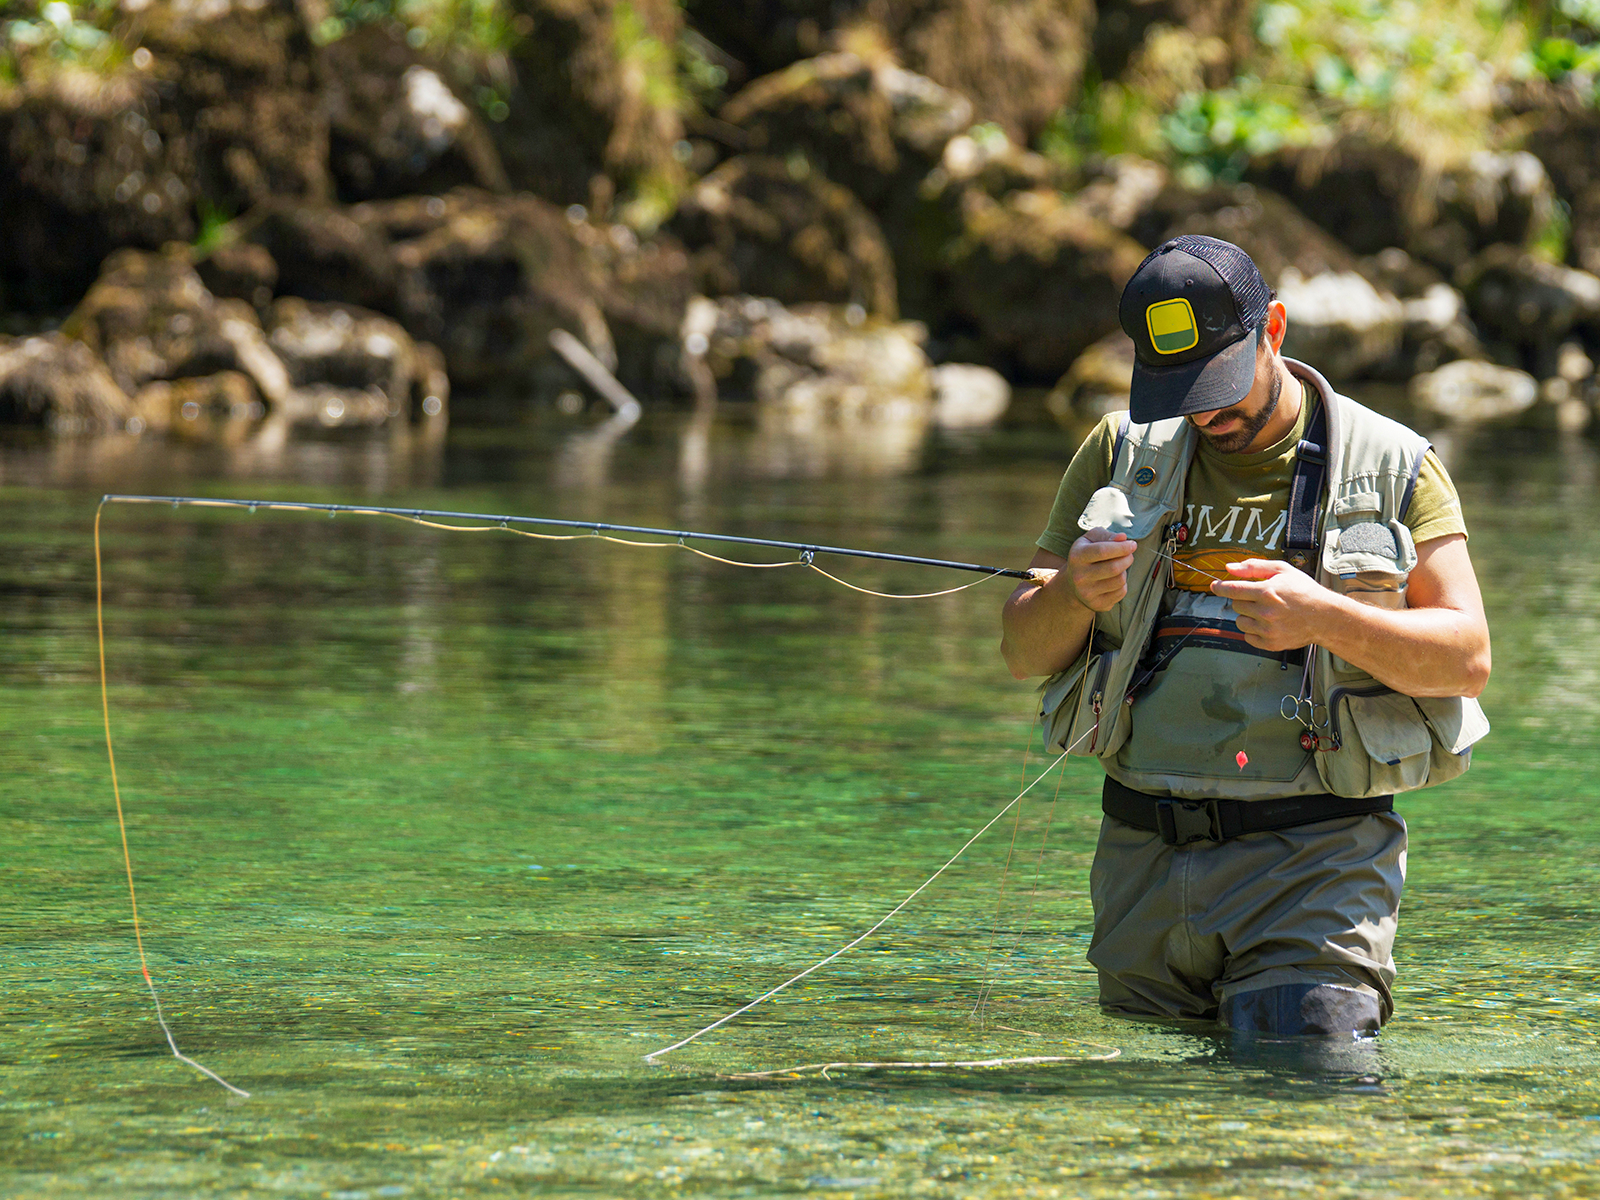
2, 401, 1598, 1198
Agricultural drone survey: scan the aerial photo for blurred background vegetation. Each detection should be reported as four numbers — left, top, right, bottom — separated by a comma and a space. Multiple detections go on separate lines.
5, 0, 1600, 442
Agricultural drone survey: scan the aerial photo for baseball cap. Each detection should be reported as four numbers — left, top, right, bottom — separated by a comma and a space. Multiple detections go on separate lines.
1117, 235, 1275, 423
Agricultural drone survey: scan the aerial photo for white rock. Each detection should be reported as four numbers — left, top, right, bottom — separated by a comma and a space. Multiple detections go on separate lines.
1402, 284, 1464, 338
931, 363, 1010, 428
1411, 359, 1538, 424
402, 67, 468, 151
1278, 268, 1404, 381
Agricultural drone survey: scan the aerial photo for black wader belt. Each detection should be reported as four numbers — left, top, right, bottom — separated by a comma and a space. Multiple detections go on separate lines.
1285, 395, 1328, 571
1102, 777, 1393, 846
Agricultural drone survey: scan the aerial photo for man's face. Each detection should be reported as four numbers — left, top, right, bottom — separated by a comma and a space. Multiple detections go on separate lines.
1185, 332, 1281, 454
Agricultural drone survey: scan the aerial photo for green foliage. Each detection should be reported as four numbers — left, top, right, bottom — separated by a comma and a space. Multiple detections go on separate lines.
312, 0, 522, 58
1, 0, 125, 77
612, 0, 681, 113
1051, 0, 1550, 181
1526, 35, 1600, 90
1530, 195, 1572, 262
677, 29, 728, 108
1160, 80, 1321, 184
191, 198, 236, 257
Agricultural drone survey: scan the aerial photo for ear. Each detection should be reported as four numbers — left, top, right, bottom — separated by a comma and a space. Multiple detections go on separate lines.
1265, 299, 1288, 354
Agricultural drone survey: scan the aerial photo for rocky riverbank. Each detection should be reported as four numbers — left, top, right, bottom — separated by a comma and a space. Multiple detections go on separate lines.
4, 0, 1600, 443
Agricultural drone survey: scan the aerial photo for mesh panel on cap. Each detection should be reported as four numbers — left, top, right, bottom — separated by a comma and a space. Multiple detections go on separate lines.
1169, 235, 1274, 328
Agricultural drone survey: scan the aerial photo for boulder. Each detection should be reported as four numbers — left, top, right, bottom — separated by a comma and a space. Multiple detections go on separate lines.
321, 23, 509, 202
708, 295, 933, 475
133, 0, 331, 208
1410, 359, 1538, 425
686, 0, 1093, 144
934, 127, 1059, 198
1135, 184, 1361, 283
1358, 247, 1483, 377
1420, 152, 1557, 267
1077, 155, 1170, 233
885, 0, 1093, 145
0, 68, 196, 311
352, 189, 690, 394
1274, 268, 1404, 383
0, 0, 332, 311
906, 124, 1062, 321
1394, 283, 1484, 377
1045, 329, 1134, 425
709, 294, 929, 401
1526, 104, 1600, 277
671, 155, 898, 316
1359, 246, 1446, 300
265, 297, 446, 427
134, 370, 261, 441
195, 241, 279, 311
1092, 0, 1255, 85
59, 245, 445, 434
944, 188, 1150, 381
1248, 140, 1556, 270
496, 0, 687, 216
242, 199, 401, 314
62, 246, 293, 406
721, 50, 973, 211
1456, 245, 1600, 364
0, 332, 135, 433
930, 362, 1010, 428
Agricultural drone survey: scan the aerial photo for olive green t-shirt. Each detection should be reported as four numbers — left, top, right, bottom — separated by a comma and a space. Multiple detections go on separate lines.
1036, 386, 1465, 589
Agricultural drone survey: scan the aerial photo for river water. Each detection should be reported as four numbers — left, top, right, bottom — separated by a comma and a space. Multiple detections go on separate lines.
2, 400, 1598, 1198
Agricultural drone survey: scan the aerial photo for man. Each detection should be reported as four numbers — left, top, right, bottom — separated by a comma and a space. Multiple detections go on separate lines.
1000, 235, 1491, 1036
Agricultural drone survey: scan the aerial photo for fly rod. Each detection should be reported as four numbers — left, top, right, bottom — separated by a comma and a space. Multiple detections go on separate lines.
99, 494, 1038, 580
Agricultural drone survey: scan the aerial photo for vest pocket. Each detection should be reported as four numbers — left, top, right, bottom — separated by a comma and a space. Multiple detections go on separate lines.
1319, 685, 1434, 796
1415, 694, 1491, 785
1040, 644, 1130, 757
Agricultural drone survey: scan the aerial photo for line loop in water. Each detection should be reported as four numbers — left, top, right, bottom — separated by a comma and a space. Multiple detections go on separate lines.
91, 493, 1042, 1094
641, 746, 1093, 1070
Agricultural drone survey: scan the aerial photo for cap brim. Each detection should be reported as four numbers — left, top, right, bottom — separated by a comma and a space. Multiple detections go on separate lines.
1127, 333, 1258, 424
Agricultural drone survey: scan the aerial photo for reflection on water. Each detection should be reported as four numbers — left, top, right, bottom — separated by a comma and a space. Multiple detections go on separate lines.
2, 402, 1599, 1198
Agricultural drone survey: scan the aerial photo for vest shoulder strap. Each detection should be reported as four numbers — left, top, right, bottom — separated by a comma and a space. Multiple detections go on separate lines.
1285, 398, 1329, 570
1111, 413, 1131, 477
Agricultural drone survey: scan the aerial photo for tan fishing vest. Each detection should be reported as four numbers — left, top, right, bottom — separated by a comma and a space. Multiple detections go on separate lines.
1040, 359, 1490, 801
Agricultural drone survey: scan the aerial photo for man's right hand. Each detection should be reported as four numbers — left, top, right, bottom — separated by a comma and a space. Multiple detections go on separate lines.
1067, 528, 1138, 612
1001, 531, 1138, 679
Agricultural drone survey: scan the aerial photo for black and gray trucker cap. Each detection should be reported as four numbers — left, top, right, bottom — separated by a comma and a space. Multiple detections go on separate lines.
1117, 235, 1274, 423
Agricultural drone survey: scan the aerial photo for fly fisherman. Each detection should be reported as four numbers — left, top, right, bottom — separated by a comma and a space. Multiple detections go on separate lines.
1000, 235, 1491, 1036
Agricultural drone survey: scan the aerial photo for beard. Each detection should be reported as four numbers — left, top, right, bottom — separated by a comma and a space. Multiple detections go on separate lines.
1192, 366, 1282, 454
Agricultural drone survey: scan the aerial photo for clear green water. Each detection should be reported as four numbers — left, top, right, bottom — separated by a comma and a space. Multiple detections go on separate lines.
2, 411, 1599, 1198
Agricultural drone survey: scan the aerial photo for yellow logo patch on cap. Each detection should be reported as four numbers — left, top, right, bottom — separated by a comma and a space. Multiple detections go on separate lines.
1146, 297, 1199, 355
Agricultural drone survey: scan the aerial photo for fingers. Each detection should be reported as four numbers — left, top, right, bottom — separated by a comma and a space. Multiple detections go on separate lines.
1224, 558, 1293, 579
1210, 579, 1259, 601
1076, 530, 1138, 560
1081, 527, 1128, 543
1069, 529, 1138, 612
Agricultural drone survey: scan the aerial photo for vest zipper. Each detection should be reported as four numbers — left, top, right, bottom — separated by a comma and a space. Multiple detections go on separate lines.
1087, 650, 1114, 752
1324, 683, 1396, 751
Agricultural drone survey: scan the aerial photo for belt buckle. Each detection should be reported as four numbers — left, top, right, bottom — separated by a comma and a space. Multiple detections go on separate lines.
1156, 799, 1220, 846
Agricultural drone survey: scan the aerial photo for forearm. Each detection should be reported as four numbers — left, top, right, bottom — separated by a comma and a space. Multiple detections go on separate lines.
1311, 594, 1490, 698
1001, 581, 1095, 680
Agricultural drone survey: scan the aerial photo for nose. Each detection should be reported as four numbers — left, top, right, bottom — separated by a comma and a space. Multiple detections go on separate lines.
1189, 406, 1228, 427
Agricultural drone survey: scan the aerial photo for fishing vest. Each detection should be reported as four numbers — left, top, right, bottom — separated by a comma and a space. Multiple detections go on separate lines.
1039, 359, 1490, 801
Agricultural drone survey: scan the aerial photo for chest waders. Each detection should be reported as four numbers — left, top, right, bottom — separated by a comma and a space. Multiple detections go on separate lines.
1040, 359, 1489, 838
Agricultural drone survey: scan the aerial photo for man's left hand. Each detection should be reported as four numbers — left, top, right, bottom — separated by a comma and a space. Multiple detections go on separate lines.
1211, 559, 1335, 651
